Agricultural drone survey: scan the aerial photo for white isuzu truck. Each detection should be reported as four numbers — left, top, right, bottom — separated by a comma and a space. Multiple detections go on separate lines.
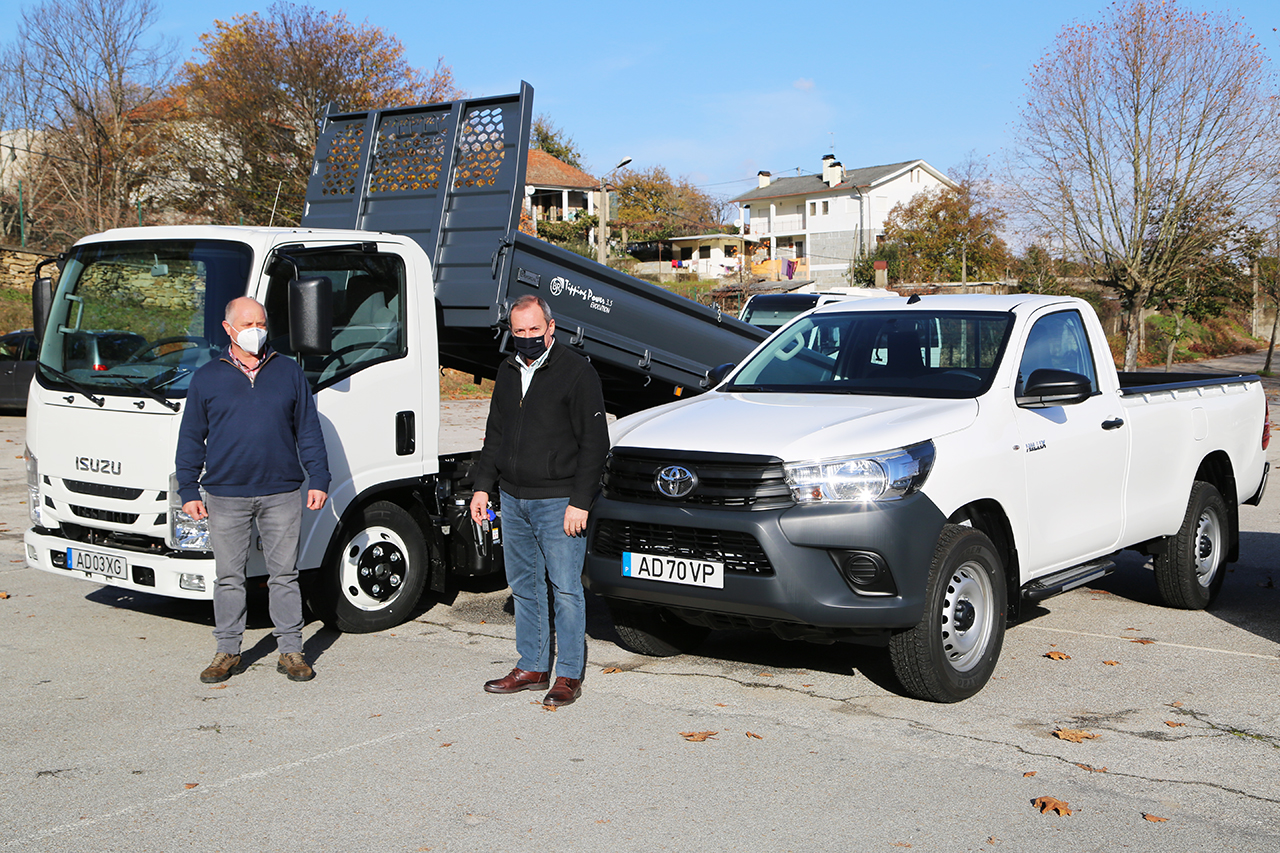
21, 84, 765, 632
583, 293, 1270, 701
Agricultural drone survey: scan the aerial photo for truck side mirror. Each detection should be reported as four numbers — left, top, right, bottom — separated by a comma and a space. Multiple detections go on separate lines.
32, 276, 53, 343
1016, 368, 1092, 408
289, 276, 333, 355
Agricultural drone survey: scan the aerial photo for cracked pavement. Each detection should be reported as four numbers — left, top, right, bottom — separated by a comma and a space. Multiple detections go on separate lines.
2, 395, 1279, 851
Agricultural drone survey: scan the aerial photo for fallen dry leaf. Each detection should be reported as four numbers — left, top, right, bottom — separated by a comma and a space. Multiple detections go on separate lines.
208, 684, 226, 691
1130, 638, 1156, 645
1053, 728, 1099, 743
539, 704, 558, 712
745, 731, 763, 739
183, 783, 198, 790
1091, 589, 1112, 594
1165, 721, 1185, 728
892, 844, 912, 848
715, 703, 728, 707
440, 742, 453, 747
801, 683, 813, 687
601, 667, 622, 674
368, 713, 381, 718
1143, 813, 1169, 823
1032, 796, 1072, 816
1044, 651, 1071, 661
1103, 660, 1120, 666
1023, 771, 1037, 777
680, 731, 718, 742
1075, 763, 1107, 773
0, 591, 9, 599
1168, 701, 1183, 707
757, 672, 773, 677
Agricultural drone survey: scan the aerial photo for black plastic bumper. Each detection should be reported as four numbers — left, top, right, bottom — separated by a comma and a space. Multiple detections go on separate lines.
583, 492, 947, 631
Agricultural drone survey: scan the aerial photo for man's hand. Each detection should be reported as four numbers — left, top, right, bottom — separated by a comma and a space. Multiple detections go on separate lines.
307, 490, 328, 511
470, 490, 490, 525
182, 499, 207, 520
564, 505, 588, 537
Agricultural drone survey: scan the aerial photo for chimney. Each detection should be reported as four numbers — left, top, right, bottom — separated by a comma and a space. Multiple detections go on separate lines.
822, 155, 842, 187
757, 170, 772, 188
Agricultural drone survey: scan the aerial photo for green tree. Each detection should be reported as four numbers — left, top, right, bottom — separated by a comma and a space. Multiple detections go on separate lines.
530, 114, 584, 170
613, 166, 722, 241
881, 180, 1009, 283
1010, 0, 1280, 371
177, 2, 463, 225
1016, 245, 1058, 293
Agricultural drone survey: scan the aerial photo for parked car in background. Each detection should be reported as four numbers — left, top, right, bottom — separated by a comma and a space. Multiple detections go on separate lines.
0, 329, 37, 410
739, 287, 897, 333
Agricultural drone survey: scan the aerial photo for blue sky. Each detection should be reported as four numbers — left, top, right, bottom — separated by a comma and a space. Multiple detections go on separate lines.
3, 0, 1279, 203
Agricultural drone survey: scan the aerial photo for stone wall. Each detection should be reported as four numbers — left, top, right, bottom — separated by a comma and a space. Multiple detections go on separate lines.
0, 245, 57, 292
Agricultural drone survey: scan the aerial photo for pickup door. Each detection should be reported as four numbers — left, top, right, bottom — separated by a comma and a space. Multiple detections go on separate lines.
1011, 306, 1128, 573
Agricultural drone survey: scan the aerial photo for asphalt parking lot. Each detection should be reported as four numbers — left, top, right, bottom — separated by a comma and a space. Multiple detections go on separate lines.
1, 386, 1278, 852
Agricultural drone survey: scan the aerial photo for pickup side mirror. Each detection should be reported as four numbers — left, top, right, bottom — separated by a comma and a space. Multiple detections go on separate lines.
288, 276, 333, 355
1016, 368, 1092, 408
704, 362, 736, 388
32, 276, 54, 343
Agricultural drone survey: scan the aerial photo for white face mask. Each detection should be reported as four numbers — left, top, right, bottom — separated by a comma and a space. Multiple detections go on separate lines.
235, 326, 268, 355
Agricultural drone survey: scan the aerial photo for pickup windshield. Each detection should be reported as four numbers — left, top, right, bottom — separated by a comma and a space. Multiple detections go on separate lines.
37, 240, 253, 398
724, 310, 1014, 398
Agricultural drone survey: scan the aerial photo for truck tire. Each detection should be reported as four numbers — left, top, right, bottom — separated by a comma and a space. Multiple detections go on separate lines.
609, 603, 710, 657
1154, 481, 1227, 610
310, 501, 430, 633
889, 525, 1006, 702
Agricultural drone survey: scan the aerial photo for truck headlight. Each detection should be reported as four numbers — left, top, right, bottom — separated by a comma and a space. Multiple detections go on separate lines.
168, 473, 210, 551
785, 441, 935, 503
25, 446, 41, 526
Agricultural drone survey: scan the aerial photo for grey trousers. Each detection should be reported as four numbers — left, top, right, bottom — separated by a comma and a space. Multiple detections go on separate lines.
205, 490, 304, 655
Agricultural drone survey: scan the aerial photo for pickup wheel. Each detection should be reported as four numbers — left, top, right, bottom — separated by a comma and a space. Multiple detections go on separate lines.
309, 501, 430, 633
1154, 481, 1227, 610
608, 602, 709, 657
889, 525, 1006, 702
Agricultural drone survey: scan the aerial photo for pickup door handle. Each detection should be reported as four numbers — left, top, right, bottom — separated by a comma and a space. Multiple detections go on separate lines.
1101, 418, 1125, 431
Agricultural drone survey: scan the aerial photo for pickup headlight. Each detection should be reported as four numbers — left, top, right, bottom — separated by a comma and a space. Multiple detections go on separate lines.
25, 446, 41, 527
168, 473, 211, 551
785, 441, 935, 503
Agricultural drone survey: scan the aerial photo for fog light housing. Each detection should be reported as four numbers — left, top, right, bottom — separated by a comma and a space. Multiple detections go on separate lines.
830, 549, 897, 596
179, 572, 206, 592
26, 543, 38, 563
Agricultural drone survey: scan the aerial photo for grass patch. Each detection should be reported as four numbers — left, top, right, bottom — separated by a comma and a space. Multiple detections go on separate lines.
440, 368, 493, 399
0, 288, 33, 334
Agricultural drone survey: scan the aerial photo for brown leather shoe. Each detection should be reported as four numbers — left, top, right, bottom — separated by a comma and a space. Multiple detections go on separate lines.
542, 676, 582, 707
200, 652, 242, 684
277, 652, 315, 682
484, 667, 550, 694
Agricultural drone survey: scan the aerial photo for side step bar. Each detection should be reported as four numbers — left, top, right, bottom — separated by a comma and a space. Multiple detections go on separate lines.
1022, 559, 1116, 603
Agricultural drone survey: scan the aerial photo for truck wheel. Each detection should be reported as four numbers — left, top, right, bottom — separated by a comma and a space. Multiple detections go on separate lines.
311, 501, 430, 633
889, 525, 1006, 703
1154, 481, 1227, 610
608, 603, 710, 657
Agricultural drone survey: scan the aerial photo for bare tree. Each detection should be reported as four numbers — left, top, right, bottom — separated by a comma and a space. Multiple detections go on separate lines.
0, 0, 179, 244
1010, 1, 1280, 370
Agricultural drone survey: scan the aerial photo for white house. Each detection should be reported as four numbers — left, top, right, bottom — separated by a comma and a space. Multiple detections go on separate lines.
524, 149, 599, 234
731, 155, 955, 285
666, 233, 758, 279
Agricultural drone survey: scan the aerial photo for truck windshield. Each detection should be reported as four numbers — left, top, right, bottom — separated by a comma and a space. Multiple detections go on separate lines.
739, 294, 820, 332
36, 240, 253, 398
724, 310, 1014, 399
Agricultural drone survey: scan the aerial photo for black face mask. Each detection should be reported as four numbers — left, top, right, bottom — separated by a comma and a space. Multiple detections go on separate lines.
513, 334, 548, 361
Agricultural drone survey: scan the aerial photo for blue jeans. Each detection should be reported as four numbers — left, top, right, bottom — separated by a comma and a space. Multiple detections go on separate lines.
205, 490, 304, 655
499, 491, 587, 679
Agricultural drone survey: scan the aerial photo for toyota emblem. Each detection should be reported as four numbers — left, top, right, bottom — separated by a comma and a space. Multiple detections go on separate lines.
655, 465, 697, 498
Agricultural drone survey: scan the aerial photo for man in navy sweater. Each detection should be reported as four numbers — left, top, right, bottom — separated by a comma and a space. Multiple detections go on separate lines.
470, 294, 609, 707
176, 297, 331, 683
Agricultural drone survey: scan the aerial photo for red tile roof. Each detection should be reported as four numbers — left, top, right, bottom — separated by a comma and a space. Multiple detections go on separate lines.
526, 149, 599, 189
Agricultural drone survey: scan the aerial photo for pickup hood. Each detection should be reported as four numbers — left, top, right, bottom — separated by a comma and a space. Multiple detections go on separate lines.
610, 392, 978, 461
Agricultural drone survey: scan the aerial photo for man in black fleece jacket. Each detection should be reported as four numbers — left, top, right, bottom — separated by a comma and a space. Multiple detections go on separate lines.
471, 294, 609, 707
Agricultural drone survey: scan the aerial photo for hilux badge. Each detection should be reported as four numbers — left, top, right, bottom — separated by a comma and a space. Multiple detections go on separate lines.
655, 465, 696, 498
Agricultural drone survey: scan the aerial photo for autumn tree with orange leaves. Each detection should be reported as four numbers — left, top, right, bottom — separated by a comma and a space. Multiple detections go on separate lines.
1010, 1, 1280, 371
177, 2, 463, 225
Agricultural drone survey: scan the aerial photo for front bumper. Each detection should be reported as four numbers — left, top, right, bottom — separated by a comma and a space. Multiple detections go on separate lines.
584, 492, 947, 631
25, 527, 215, 600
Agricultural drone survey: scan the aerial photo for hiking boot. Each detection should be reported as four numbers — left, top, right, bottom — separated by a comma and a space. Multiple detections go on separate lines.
277, 652, 315, 682
200, 652, 242, 684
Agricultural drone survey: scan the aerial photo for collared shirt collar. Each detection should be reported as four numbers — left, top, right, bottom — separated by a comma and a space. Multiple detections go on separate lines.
517, 339, 553, 397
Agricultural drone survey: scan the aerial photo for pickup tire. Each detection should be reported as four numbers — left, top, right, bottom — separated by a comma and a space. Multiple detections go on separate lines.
889, 525, 1006, 703
1154, 481, 1227, 610
309, 501, 430, 633
608, 603, 710, 657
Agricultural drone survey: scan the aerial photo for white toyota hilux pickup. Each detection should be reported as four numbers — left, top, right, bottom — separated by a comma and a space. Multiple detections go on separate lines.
583, 294, 1270, 701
